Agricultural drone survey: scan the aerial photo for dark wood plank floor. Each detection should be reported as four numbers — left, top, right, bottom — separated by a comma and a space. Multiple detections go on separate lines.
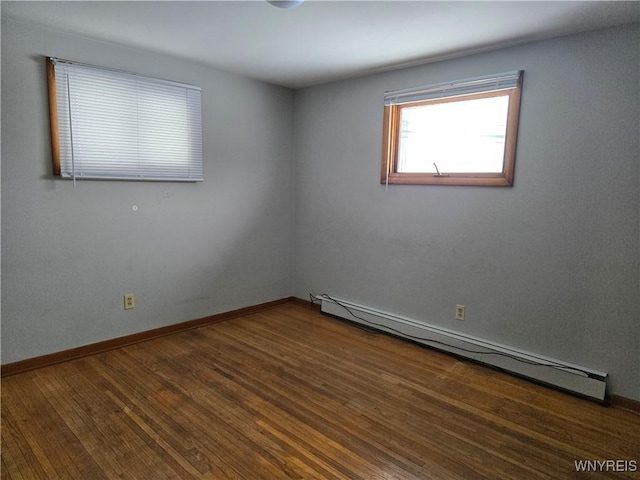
2, 302, 639, 479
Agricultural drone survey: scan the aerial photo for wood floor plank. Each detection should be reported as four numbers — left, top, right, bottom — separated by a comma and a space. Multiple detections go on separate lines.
2, 302, 639, 479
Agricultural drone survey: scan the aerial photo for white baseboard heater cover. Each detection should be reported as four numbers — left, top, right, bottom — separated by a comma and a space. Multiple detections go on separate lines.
319, 295, 607, 402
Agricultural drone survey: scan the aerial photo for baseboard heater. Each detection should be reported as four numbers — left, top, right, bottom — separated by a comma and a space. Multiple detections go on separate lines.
317, 295, 608, 402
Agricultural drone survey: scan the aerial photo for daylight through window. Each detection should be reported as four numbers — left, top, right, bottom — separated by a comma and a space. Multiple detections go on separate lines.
381, 71, 523, 186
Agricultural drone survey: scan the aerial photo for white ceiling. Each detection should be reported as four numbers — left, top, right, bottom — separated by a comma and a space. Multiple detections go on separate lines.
2, 1, 639, 88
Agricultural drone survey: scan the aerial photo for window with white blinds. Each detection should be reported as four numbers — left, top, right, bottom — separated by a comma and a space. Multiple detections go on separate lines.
47, 57, 203, 183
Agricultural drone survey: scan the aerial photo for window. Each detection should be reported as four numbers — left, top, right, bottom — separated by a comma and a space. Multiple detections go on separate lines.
47, 57, 203, 183
381, 71, 523, 186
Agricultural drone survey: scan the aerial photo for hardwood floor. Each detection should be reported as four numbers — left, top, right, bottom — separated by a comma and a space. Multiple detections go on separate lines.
2, 302, 639, 479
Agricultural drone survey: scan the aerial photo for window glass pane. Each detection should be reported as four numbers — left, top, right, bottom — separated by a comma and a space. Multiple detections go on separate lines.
397, 95, 509, 174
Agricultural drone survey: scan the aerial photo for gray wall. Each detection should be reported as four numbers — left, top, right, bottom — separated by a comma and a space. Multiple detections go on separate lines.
293, 25, 640, 399
1, 18, 295, 364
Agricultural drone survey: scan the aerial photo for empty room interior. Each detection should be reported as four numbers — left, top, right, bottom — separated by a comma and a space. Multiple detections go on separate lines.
1, 1, 639, 478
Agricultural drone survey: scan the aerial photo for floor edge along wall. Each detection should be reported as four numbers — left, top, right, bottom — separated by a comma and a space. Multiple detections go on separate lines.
318, 294, 608, 402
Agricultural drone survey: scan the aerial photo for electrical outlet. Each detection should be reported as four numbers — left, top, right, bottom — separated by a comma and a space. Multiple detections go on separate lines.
455, 304, 465, 321
124, 293, 135, 310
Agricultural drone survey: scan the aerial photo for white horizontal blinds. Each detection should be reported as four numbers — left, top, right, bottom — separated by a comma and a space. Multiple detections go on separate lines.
384, 70, 522, 105
53, 59, 203, 182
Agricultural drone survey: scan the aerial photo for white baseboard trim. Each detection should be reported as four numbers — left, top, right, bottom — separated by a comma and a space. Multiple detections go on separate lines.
318, 295, 608, 402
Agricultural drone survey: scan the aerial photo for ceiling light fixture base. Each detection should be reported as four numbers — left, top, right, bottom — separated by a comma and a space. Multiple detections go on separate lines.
267, 0, 304, 9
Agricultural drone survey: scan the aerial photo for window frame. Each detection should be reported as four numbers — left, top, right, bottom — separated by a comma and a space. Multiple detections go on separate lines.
381, 71, 523, 187
46, 57, 203, 183
47, 58, 62, 176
